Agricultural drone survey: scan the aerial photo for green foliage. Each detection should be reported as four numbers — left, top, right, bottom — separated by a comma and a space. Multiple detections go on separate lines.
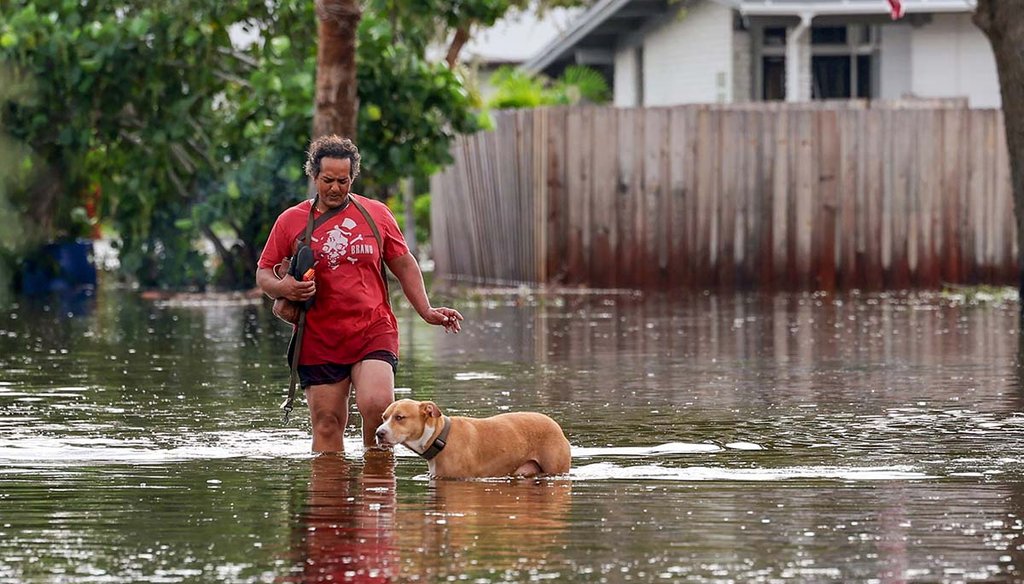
487, 64, 611, 109
378, 0, 587, 53
488, 66, 551, 109
0, 0, 271, 288
0, 0, 594, 291
551, 65, 611, 104
187, 1, 318, 289
356, 11, 481, 194
0, 66, 36, 296
131, 202, 209, 289
387, 191, 432, 249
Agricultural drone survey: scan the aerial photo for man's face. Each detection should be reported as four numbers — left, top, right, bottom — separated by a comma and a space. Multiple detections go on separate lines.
316, 157, 352, 208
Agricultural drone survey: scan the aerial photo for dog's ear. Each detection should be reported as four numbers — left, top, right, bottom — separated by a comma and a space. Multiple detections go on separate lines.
420, 401, 442, 418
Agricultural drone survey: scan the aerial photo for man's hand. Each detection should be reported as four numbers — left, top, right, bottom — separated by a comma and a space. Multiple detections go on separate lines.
422, 306, 464, 334
280, 274, 315, 302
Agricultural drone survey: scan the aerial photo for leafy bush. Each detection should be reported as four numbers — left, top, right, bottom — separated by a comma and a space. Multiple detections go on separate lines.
0, 0, 488, 290
487, 64, 610, 109
387, 191, 432, 252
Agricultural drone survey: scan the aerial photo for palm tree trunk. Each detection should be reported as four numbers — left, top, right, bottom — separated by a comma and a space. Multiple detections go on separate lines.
313, 0, 361, 140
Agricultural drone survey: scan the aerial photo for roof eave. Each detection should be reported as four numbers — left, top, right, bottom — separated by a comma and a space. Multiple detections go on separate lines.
739, 0, 976, 17
522, 0, 633, 74
524, 0, 978, 75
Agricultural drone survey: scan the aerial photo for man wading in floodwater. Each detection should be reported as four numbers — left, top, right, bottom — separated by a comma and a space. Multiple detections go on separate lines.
256, 135, 463, 453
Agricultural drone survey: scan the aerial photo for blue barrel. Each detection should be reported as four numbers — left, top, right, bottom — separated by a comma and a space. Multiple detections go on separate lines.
20, 239, 97, 294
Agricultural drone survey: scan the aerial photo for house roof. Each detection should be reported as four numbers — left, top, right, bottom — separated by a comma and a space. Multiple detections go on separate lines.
523, 0, 977, 74
459, 6, 582, 65
522, 0, 673, 74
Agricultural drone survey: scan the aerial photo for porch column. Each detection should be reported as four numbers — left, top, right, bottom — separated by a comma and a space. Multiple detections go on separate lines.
786, 13, 813, 102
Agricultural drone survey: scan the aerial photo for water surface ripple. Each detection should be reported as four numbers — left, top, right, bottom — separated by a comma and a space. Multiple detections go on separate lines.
2, 288, 1023, 582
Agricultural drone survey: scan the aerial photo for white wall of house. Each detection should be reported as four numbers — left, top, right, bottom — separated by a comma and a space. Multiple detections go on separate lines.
879, 24, 913, 100
606, 2, 999, 108
908, 13, 1000, 108
630, 0, 735, 106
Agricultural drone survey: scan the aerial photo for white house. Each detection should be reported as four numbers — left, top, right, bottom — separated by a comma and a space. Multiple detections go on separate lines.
523, 0, 1000, 108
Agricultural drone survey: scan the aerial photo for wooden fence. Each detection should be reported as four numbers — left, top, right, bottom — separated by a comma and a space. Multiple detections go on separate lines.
430, 102, 1017, 291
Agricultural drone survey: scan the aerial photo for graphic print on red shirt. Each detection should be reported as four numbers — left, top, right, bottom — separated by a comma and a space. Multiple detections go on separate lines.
258, 195, 409, 365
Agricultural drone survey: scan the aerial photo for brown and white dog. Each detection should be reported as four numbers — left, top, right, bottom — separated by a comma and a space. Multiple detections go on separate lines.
375, 399, 572, 479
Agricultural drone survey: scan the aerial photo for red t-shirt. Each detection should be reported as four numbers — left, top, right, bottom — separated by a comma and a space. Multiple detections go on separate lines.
258, 195, 409, 365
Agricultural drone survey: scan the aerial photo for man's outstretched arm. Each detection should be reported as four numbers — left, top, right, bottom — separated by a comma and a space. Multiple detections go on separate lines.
386, 253, 463, 333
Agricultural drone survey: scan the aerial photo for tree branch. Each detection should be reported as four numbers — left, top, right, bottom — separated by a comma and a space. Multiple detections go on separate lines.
212, 69, 251, 87
217, 46, 259, 69
446, 25, 472, 68
170, 143, 197, 174
165, 167, 190, 200
200, 224, 240, 282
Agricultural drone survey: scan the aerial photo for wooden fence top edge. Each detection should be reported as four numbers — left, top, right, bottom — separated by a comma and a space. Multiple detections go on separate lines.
484, 99, 988, 119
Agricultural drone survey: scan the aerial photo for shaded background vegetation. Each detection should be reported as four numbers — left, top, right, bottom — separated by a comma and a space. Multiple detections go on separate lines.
0, 0, 606, 293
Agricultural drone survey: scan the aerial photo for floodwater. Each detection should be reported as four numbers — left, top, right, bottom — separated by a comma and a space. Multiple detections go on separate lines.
2, 284, 1024, 583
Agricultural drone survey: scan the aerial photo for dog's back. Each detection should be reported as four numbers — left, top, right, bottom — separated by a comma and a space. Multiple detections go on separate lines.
436, 412, 571, 478
377, 398, 572, 479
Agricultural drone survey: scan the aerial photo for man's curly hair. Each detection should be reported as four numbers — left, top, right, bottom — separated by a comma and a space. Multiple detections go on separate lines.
304, 135, 361, 180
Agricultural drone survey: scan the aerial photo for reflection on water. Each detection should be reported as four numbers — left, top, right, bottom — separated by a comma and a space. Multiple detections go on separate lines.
401, 478, 572, 580
2, 287, 1024, 582
285, 452, 398, 583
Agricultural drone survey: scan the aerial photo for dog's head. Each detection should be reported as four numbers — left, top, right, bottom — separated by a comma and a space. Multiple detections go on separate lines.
376, 399, 443, 447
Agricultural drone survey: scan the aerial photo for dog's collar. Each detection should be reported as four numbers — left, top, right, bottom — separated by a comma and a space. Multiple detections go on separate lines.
417, 416, 452, 461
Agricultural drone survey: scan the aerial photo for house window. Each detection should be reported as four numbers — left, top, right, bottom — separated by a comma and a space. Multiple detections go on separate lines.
763, 56, 786, 101
758, 27, 787, 100
813, 56, 850, 98
809, 25, 875, 99
755, 23, 877, 101
763, 27, 786, 47
813, 55, 874, 99
811, 26, 847, 45
856, 55, 871, 98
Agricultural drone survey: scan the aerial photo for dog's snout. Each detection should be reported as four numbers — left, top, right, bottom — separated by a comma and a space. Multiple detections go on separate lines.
375, 428, 387, 439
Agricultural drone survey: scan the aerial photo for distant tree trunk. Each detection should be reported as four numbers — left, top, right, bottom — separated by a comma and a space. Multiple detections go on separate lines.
974, 1, 1024, 309
31, 173, 61, 238
201, 226, 242, 288
313, 0, 361, 140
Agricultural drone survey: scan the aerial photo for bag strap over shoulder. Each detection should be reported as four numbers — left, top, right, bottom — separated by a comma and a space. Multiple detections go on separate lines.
283, 196, 324, 423
291, 198, 344, 255
350, 196, 391, 303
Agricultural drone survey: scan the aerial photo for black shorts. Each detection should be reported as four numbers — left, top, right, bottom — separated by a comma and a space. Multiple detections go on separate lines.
297, 350, 398, 388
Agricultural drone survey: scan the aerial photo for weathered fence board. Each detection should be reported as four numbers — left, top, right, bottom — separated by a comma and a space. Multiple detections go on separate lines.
618, 108, 642, 287
431, 102, 1018, 290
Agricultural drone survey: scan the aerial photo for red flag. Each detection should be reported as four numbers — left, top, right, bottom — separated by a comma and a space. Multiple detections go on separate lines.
887, 0, 905, 19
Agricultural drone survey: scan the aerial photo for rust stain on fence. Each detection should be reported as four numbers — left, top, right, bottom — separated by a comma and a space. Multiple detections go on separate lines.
430, 102, 1018, 291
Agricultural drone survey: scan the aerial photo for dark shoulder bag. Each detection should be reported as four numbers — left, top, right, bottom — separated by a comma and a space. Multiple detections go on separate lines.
270, 201, 343, 324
